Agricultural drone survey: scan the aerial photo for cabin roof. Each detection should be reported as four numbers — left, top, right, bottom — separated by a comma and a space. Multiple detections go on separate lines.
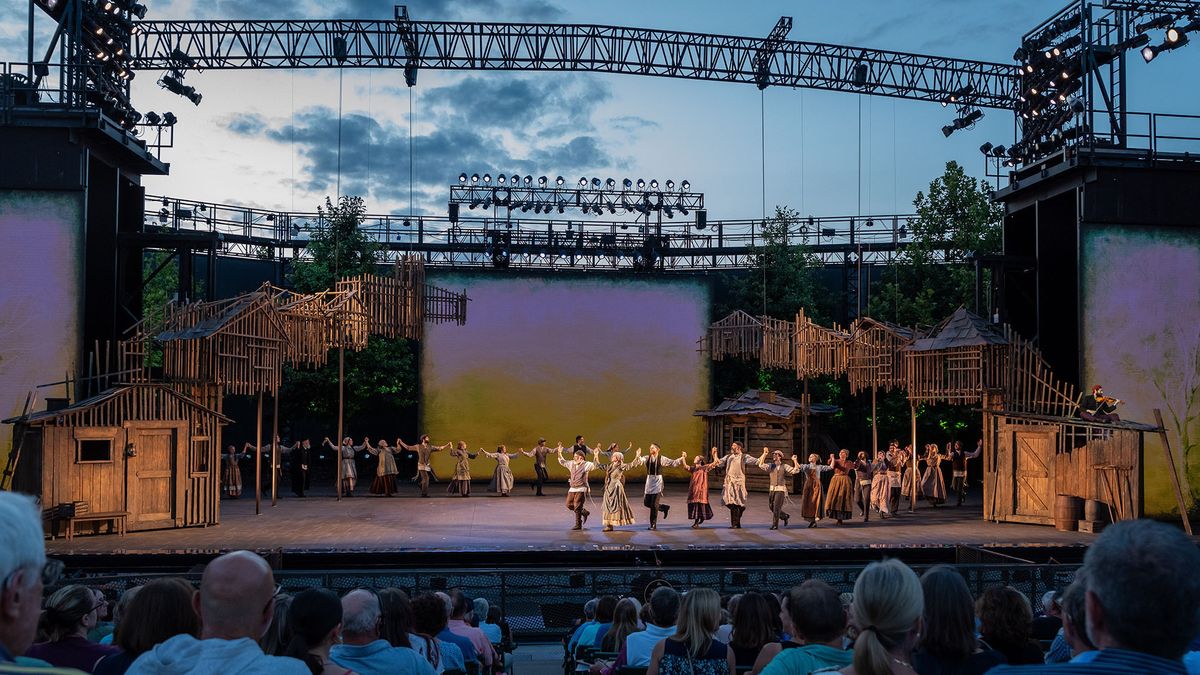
156, 292, 286, 341
4, 384, 233, 426
906, 307, 1008, 352
694, 389, 840, 418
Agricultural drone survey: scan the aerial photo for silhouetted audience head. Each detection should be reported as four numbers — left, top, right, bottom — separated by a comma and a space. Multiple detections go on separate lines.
284, 588, 343, 675
340, 590, 382, 644
378, 587, 415, 649
196, 550, 278, 641
976, 586, 1040, 665
410, 593, 448, 638
595, 595, 618, 624
40, 585, 100, 642
785, 580, 846, 646
849, 559, 924, 675
1058, 570, 1094, 657
675, 588, 721, 658
730, 592, 775, 651
602, 598, 641, 652
260, 592, 293, 655
113, 578, 200, 658
648, 586, 681, 628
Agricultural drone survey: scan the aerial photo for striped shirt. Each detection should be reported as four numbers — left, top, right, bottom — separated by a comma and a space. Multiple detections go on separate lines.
988, 648, 1187, 674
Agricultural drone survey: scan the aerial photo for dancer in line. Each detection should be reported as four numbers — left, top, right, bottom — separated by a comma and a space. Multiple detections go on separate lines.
243, 436, 286, 496
712, 442, 759, 529
447, 442, 477, 497
852, 450, 877, 522
824, 450, 856, 526
285, 438, 313, 498
398, 435, 451, 498
364, 438, 401, 497
222, 444, 248, 499
323, 436, 366, 497
797, 453, 833, 527
868, 449, 892, 519
599, 447, 642, 531
756, 449, 800, 530
521, 438, 554, 496
948, 439, 982, 506
921, 443, 949, 507
885, 442, 904, 515
685, 449, 718, 528
901, 444, 922, 506
557, 443, 602, 530
632, 443, 685, 530
482, 445, 520, 497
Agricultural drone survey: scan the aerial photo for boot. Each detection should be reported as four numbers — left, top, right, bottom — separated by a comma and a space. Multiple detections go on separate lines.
603, 525, 613, 532
781, 513, 790, 527
572, 511, 583, 531
660, 504, 670, 519
581, 508, 590, 526
648, 512, 657, 531
770, 517, 778, 530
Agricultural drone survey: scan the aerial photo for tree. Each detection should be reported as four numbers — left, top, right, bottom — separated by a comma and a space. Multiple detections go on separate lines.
869, 161, 1003, 326
280, 196, 417, 426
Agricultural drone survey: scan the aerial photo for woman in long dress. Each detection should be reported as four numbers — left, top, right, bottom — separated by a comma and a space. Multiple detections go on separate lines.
447, 442, 477, 497
711, 442, 760, 528
921, 443, 949, 506
600, 448, 641, 531
222, 444, 248, 498
685, 450, 719, 528
869, 449, 892, 519
797, 453, 833, 527
364, 438, 401, 497
824, 449, 857, 525
482, 445, 520, 496
902, 445, 923, 503
323, 436, 365, 497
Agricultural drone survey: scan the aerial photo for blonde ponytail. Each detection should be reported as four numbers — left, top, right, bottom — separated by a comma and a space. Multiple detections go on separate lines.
850, 559, 923, 675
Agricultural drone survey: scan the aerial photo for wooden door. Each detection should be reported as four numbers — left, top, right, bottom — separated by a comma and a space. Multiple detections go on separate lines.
1014, 431, 1055, 521
127, 426, 179, 530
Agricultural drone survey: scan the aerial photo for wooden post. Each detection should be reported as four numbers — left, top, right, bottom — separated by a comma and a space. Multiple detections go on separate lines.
271, 391, 279, 507
801, 378, 810, 458
871, 387, 878, 457
1153, 409, 1193, 535
910, 401, 918, 512
255, 390, 263, 515
336, 345, 345, 500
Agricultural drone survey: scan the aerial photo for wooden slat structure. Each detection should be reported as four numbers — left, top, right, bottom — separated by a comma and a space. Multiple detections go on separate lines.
846, 317, 919, 395
794, 309, 850, 380
706, 311, 764, 362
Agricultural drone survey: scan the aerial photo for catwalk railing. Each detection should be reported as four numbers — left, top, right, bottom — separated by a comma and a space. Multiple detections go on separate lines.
66, 561, 1077, 639
144, 195, 935, 269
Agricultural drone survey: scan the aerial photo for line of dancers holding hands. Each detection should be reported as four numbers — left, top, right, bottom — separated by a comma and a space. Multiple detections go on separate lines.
306, 433, 981, 533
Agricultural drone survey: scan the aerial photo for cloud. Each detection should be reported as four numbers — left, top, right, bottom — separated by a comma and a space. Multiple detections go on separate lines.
225, 112, 267, 135
609, 115, 660, 134
415, 73, 609, 140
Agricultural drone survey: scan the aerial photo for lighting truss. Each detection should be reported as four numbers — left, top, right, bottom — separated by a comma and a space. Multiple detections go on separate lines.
449, 184, 704, 216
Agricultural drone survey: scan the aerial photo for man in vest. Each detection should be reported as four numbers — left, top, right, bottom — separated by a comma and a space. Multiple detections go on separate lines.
556, 443, 601, 530
633, 444, 686, 530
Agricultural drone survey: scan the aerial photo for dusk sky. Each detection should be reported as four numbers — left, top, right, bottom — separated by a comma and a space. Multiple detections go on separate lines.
5, 0, 1197, 220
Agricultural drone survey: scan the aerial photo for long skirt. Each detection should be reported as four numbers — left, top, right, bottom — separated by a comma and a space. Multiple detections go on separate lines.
800, 477, 823, 521
688, 502, 714, 522
721, 478, 748, 508
825, 475, 855, 520
371, 475, 396, 495
922, 465, 947, 504
448, 479, 471, 496
488, 465, 514, 494
870, 474, 891, 514
602, 481, 636, 526
223, 459, 243, 498
903, 466, 922, 499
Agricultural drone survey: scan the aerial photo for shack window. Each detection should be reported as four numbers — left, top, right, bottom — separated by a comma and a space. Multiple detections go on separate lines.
78, 439, 112, 463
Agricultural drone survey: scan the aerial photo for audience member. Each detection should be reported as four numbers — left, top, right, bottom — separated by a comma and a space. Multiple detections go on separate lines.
329, 590, 433, 675
601, 598, 641, 654
757, 580, 853, 675
283, 588, 355, 675
433, 592, 476, 665
0, 492, 75, 675
86, 590, 114, 644
484, 606, 509, 645
568, 599, 600, 654
729, 592, 776, 668
93, 578, 200, 675
1042, 573, 1094, 665
910, 565, 1004, 675
626, 587, 680, 668
410, 592, 464, 674
377, 588, 415, 650
715, 594, 742, 644
476, 599, 502, 644
837, 558, 923, 675
990, 519, 1200, 674
975, 587, 1042, 666
25, 584, 119, 672
98, 587, 141, 647
126, 550, 309, 674
1030, 592, 1062, 641
748, 590, 804, 675
260, 592, 294, 656
447, 590, 495, 668
472, 598, 488, 629
647, 588, 734, 675
587, 595, 619, 652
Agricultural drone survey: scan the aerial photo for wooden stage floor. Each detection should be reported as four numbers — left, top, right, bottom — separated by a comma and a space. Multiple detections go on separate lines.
45, 482, 1096, 566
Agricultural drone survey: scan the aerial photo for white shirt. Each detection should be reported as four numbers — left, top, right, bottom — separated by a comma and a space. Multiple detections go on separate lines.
625, 624, 677, 667
635, 454, 683, 495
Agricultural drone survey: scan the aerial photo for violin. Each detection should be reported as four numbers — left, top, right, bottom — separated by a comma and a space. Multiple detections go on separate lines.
1096, 394, 1123, 406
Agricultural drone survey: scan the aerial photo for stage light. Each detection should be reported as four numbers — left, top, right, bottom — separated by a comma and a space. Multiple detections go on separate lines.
948, 84, 975, 104
636, 178, 645, 189
144, 111, 161, 125
1135, 14, 1174, 34
471, 173, 480, 183
664, 206, 674, 218
497, 174, 506, 184
483, 173, 492, 183
558, 203, 565, 214
979, 142, 994, 155
622, 178, 633, 189
556, 175, 565, 186
1169, 18, 1200, 43
538, 176, 547, 186
681, 180, 690, 190
511, 174, 520, 185
650, 179, 659, 189
1166, 28, 1192, 47
666, 179, 675, 190
524, 175, 532, 186
459, 173, 468, 183
992, 144, 1007, 158
605, 178, 616, 189
591, 177, 601, 188
1116, 33, 1151, 53
158, 75, 203, 106
578, 177, 587, 187
679, 205, 689, 216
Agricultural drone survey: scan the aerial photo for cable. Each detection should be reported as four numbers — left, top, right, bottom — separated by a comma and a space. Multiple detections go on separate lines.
760, 88, 766, 221
367, 69, 372, 198
290, 69, 295, 213
409, 86, 414, 218
337, 66, 344, 200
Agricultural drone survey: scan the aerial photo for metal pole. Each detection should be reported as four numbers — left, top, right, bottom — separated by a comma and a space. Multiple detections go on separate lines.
336, 345, 345, 500
271, 391, 279, 506
255, 390, 263, 515
27, 0, 34, 79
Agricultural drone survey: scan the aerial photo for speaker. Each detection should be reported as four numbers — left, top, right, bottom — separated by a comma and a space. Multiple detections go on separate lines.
448, 202, 459, 224
695, 209, 707, 230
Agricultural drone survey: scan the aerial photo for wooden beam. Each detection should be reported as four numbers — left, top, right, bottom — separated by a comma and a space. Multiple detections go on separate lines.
255, 391, 262, 515
336, 345, 345, 501
1153, 408, 1193, 535
910, 401, 918, 512
271, 391, 279, 507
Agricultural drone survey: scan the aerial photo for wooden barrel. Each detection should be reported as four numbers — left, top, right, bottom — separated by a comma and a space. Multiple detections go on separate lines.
1055, 494, 1082, 532
1084, 499, 1107, 522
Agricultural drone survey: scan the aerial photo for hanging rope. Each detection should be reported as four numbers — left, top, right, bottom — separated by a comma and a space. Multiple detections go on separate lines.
409, 87, 414, 217
336, 67, 344, 200
290, 69, 295, 213
799, 90, 805, 217
367, 69, 372, 199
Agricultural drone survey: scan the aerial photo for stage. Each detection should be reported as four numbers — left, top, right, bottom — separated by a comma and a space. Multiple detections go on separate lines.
45, 482, 1096, 571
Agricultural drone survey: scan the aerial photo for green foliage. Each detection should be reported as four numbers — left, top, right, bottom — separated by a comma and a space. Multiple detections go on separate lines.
868, 161, 1003, 327
280, 195, 416, 427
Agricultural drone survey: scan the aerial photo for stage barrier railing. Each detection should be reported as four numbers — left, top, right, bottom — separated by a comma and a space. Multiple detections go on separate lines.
64, 561, 1077, 639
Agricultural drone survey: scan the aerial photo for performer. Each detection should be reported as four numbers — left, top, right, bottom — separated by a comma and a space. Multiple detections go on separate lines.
482, 445, 520, 496
885, 442, 904, 516
868, 449, 892, 519
632, 443, 685, 530
285, 438, 312, 498
920, 444, 949, 507
1079, 384, 1123, 422
363, 438, 401, 497
398, 435, 451, 498
684, 450, 718, 528
824, 450, 856, 526
520, 438, 554, 495
948, 439, 983, 506
323, 436, 364, 497
852, 451, 877, 522
711, 442, 760, 528
756, 449, 800, 530
797, 453, 833, 527
556, 443, 602, 530
244, 437, 286, 497
902, 445, 922, 504
222, 444, 248, 499
599, 447, 642, 531
447, 442, 477, 497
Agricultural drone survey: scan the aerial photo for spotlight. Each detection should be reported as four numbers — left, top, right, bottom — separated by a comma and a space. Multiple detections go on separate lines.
605, 178, 616, 189
979, 142, 994, 155
538, 176, 547, 186
1115, 33, 1151, 52
471, 173, 480, 183
622, 178, 633, 189
636, 178, 646, 189
1135, 14, 1174, 34
144, 111, 161, 125
991, 144, 1007, 158
459, 173, 468, 184
591, 178, 601, 188
650, 179, 659, 189
948, 84, 975, 104
681, 180, 690, 190
511, 174, 520, 185
679, 205, 689, 216
1142, 34, 1188, 62
1169, 18, 1200, 43
557, 203, 565, 214
1166, 27, 1192, 46
483, 173, 492, 183
497, 174, 506, 184
555, 175, 565, 186
578, 177, 588, 187
524, 175, 533, 185
666, 179, 675, 190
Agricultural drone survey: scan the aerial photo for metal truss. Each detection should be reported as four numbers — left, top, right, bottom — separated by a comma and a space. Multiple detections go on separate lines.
449, 184, 704, 216
129, 14, 1019, 108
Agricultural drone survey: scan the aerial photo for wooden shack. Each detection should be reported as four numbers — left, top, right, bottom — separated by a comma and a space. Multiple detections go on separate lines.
983, 408, 1152, 528
3, 384, 232, 533
846, 317, 918, 395
695, 389, 840, 492
904, 308, 1011, 405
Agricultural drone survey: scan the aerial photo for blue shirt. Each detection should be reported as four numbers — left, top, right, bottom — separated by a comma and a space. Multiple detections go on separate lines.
438, 627, 477, 663
569, 621, 597, 652
592, 622, 613, 650
988, 647, 1187, 674
330, 639, 435, 675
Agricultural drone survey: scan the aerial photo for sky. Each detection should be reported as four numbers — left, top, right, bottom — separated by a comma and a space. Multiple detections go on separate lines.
5, 0, 1198, 221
